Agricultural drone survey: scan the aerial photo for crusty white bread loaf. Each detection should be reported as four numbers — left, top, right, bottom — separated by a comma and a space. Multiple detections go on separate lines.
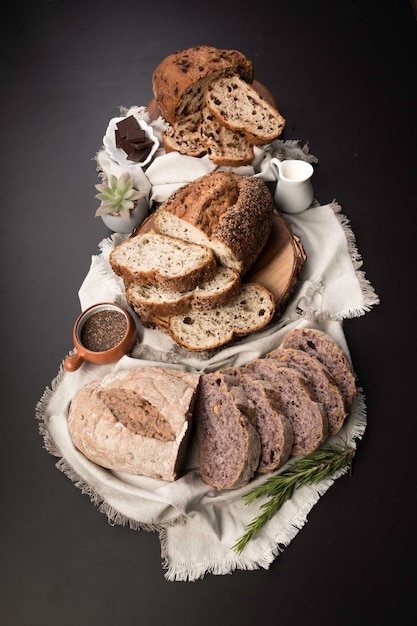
67, 367, 200, 481
222, 368, 294, 473
126, 265, 241, 318
281, 328, 357, 407
146, 171, 275, 275
244, 360, 328, 456
109, 232, 217, 293
205, 74, 286, 144
196, 372, 261, 489
266, 347, 347, 435
199, 106, 254, 166
152, 46, 254, 125
167, 282, 275, 352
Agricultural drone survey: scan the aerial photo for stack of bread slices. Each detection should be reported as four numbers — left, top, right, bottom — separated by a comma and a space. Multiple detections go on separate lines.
196, 327, 357, 490
152, 45, 286, 166
109, 170, 280, 351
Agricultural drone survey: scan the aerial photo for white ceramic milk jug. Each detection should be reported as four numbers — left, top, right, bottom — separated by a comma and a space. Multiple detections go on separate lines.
270, 158, 314, 214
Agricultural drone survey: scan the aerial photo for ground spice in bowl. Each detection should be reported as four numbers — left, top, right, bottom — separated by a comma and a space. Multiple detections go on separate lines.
80, 309, 128, 352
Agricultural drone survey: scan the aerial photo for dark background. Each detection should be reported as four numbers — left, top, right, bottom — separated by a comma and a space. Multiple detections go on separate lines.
1, 1, 416, 624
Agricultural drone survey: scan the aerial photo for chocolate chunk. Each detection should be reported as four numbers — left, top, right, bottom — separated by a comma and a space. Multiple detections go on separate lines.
116, 115, 140, 138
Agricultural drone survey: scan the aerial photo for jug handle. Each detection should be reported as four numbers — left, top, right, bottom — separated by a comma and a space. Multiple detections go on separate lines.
270, 157, 282, 179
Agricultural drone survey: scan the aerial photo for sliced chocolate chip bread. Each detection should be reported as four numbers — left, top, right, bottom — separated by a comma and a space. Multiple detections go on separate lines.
205, 74, 286, 145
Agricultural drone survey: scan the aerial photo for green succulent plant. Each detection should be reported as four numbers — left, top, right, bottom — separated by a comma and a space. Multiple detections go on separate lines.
95, 173, 143, 220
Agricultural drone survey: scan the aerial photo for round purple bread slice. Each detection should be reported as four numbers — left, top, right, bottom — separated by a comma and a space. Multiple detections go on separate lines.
221, 368, 294, 473
195, 372, 261, 490
266, 347, 347, 435
244, 360, 328, 456
281, 328, 357, 407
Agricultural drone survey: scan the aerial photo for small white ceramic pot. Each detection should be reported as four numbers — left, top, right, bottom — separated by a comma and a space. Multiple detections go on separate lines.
100, 197, 149, 233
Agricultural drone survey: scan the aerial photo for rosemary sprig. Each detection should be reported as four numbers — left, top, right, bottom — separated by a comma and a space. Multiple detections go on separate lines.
232, 443, 355, 554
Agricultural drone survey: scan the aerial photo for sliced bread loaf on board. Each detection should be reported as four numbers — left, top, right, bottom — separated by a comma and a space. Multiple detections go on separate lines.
222, 368, 294, 473
146, 171, 275, 275
205, 74, 286, 144
109, 232, 216, 293
244, 360, 328, 456
67, 367, 200, 481
126, 265, 241, 318
266, 347, 347, 435
281, 328, 357, 407
195, 372, 261, 490
167, 282, 275, 352
152, 46, 254, 125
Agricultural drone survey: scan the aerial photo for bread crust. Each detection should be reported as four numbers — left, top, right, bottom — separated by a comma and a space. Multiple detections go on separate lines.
152, 46, 254, 124
67, 367, 200, 481
109, 233, 217, 293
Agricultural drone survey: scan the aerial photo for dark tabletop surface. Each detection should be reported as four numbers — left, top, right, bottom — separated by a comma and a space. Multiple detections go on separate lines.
1, 1, 416, 624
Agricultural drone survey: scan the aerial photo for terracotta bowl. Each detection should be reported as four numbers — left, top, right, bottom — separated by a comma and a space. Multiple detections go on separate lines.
64, 302, 137, 372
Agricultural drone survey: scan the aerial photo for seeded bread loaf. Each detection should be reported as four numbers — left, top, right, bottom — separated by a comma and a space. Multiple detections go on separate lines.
146, 171, 275, 275
152, 46, 254, 125
195, 372, 261, 489
109, 232, 216, 293
126, 265, 241, 318
266, 347, 347, 435
281, 328, 357, 407
67, 367, 200, 481
167, 282, 275, 352
222, 368, 294, 473
205, 74, 286, 144
244, 360, 328, 456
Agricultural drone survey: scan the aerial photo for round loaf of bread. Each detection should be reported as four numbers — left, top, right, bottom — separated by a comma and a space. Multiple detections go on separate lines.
151, 171, 275, 276
67, 366, 200, 481
152, 46, 254, 125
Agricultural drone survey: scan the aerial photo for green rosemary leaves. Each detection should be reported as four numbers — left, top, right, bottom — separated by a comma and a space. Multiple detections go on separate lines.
233, 444, 356, 554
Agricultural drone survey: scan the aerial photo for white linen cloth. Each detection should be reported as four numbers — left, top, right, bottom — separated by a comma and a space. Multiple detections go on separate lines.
37, 113, 379, 580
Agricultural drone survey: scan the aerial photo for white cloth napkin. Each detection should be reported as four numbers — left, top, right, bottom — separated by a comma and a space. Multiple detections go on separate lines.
37, 123, 379, 581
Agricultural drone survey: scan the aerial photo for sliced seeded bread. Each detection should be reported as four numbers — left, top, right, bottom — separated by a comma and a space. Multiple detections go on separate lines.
167, 282, 275, 352
205, 74, 286, 145
195, 372, 261, 490
222, 368, 294, 473
148, 171, 275, 275
109, 232, 216, 293
244, 360, 328, 456
126, 265, 241, 318
266, 347, 347, 435
281, 328, 357, 407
